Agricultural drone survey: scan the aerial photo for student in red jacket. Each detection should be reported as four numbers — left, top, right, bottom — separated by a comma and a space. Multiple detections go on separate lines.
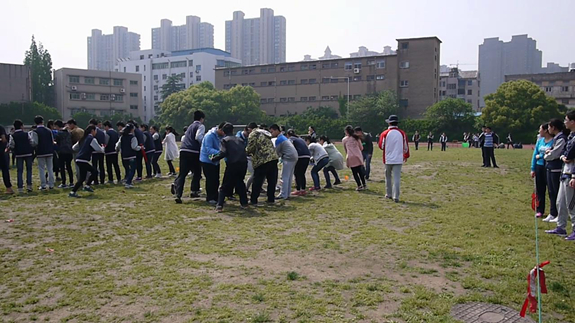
378, 115, 409, 203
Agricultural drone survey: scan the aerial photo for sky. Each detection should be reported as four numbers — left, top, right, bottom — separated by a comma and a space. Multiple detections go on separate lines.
1, 0, 574, 70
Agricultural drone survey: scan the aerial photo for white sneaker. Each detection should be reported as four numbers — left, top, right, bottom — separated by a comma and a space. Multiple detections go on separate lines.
155, 174, 162, 178
550, 216, 559, 223
542, 214, 556, 222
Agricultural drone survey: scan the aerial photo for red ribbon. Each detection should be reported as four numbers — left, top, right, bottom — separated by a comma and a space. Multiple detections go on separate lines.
520, 261, 550, 317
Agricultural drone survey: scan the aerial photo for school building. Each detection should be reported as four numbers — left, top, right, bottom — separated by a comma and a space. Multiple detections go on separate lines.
215, 37, 442, 119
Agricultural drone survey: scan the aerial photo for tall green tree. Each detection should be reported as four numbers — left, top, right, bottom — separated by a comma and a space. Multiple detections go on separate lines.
348, 90, 398, 134
424, 98, 476, 139
481, 80, 565, 143
159, 83, 264, 130
160, 75, 184, 100
24, 35, 54, 106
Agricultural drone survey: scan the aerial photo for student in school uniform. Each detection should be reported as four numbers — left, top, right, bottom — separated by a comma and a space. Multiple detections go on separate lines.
172, 111, 206, 203
31, 115, 55, 190
8, 120, 33, 193
210, 123, 249, 212
542, 119, 570, 223
129, 120, 145, 181
286, 129, 311, 195
69, 125, 104, 197
0, 123, 14, 194
47, 120, 61, 181
319, 135, 344, 188
115, 123, 141, 189
412, 131, 421, 151
306, 136, 330, 191
355, 127, 373, 180
200, 122, 226, 204
427, 132, 434, 151
103, 121, 121, 184
53, 120, 74, 188
163, 126, 179, 176
150, 126, 163, 178
140, 124, 156, 179
440, 133, 448, 151
269, 124, 298, 199
88, 119, 106, 184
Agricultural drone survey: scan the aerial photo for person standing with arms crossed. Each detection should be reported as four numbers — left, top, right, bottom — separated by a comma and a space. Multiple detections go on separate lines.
412, 131, 421, 151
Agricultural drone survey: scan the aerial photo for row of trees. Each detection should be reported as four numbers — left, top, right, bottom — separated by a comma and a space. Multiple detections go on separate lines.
157, 79, 564, 144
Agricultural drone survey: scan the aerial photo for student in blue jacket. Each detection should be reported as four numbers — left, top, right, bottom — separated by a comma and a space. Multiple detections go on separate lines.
531, 123, 554, 218
199, 122, 226, 204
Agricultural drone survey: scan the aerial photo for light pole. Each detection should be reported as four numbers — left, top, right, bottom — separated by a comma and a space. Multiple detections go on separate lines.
330, 76, 350, 119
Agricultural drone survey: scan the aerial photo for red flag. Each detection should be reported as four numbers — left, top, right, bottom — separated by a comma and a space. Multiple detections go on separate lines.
141, 145, 148, 163
532, 192, 539, 211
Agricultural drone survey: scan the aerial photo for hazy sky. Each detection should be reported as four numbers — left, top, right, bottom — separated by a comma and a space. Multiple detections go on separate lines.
1, 0, 574, 70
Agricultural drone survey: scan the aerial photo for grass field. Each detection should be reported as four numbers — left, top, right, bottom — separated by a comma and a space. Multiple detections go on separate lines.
0, 144, 574, 323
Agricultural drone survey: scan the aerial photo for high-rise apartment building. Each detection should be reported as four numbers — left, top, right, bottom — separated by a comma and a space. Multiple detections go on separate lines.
216, 37, 441, 119
151, 16, 214, 52
87, 27, 140, 71
225, 8, 286, 66
478, 34, 542, 107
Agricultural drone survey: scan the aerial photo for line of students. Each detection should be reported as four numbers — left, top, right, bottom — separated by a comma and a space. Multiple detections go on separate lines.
1, 115, 170, 196
530, 112, 575, 241
170, 110, 383, 211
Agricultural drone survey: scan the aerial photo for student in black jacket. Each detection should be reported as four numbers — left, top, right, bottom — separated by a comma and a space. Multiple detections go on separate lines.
89, 118, 106, 184
210, 123, 249, 212
54, 120, 74, 188
355, 127, 373, 180
103, 121, 122, 183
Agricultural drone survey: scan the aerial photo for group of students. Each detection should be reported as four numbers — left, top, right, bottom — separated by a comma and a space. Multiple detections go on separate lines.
411, 131, 449, 151
169, 111, 409, 212
531, 111, 575, 241
0, 111, 411, 210
0, 115, 181, 197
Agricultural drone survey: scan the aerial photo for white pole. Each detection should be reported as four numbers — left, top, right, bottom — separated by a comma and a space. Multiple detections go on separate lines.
347, 77, 350, 120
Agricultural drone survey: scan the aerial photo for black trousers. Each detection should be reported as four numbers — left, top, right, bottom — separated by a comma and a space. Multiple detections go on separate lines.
534, 164, 547, 214
152, 152, 162, 175
0, 152, 12, 188
294, 158, 309, 191
174, 151, 202, 198
202, 162, 220, 202
218, 162, 248, 207
251, 160, 278, 204
481, 147, 486, 165
414, 141, 419, 150
106, 154, 122, 182
58, 153, 74, 185
323, 165, 341, 187
73, 162, 97, 192
546, 169, 561, 217
136, 150, 143, 178
351, 165, 366, 187
91, 153, 105, 184
144, 150, 154, 178
483, 147, 497, 167
427, 142, 433, 150
441, 142, 447, 151
53, 152, 60, 176
167, 160, 176, 174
